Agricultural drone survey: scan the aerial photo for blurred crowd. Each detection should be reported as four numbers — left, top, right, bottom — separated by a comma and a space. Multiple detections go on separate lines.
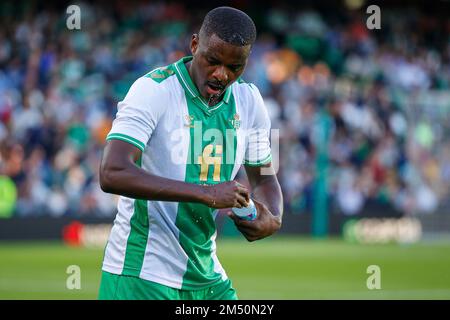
0, 1, 449, 217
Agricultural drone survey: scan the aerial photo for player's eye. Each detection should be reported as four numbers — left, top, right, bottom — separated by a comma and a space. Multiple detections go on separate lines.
229, 65, 243, 73
206, 57, 220, 66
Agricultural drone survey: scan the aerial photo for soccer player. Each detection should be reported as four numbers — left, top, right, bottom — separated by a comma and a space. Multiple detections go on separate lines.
98, 6, 283, 300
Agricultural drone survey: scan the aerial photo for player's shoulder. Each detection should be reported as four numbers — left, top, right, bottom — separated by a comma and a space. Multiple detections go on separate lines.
120, 65, 177, 116
232, 77, 260, 98
143, 64, 176, 84
127, 64, 177, 100
233, 77, 258, 92
232, 77, 264, 106
232, 78, 270, 125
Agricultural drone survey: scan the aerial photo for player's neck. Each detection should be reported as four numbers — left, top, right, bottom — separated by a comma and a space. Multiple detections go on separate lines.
207, 94, 223, 106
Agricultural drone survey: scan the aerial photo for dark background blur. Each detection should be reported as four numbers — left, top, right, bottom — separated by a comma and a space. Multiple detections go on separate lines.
0, 0, 449, 238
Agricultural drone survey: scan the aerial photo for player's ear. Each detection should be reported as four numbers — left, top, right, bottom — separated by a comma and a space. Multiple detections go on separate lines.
190, 34, 199, 55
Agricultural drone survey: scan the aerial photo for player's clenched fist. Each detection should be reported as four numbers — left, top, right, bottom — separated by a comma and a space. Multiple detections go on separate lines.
203, 181, 250, 209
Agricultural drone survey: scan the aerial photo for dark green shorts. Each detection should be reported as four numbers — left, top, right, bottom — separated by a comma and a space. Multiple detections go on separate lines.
98, 271, 238, 300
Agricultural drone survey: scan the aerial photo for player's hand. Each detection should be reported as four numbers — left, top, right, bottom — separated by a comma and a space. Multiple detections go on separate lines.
226, 198, 281, 242
204, 181, 250, 209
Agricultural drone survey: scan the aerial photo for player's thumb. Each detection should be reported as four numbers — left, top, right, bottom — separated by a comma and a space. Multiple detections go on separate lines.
226, 210, 239, 223
252, 198, 266, 211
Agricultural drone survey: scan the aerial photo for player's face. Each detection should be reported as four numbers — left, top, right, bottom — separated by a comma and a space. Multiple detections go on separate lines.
189, 33, 251, 101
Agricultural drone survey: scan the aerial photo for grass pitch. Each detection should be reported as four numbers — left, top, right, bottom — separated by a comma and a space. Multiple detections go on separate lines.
1, 236, 450, 299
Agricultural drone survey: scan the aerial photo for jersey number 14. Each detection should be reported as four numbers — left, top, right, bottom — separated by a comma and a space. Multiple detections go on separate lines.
198, 144, 222, 182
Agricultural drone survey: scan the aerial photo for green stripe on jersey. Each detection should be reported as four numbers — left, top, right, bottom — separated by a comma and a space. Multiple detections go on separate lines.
176, 86, 238, 289
106, 133, 146, 152
244, 153, 272, 166
122, 155, 149, 277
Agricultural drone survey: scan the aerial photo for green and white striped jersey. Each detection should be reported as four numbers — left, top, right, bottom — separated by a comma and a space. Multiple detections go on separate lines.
102, 56, 272, 290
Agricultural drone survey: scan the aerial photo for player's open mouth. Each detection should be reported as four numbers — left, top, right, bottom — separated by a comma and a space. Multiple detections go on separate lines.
206, 82, 224, 96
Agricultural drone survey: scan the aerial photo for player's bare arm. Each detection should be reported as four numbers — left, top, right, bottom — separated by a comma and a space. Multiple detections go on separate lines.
227, 162, 283, 241
100, 139, 249, 209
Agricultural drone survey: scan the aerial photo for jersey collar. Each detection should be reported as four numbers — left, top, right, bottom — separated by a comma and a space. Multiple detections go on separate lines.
173, 56, 231, 116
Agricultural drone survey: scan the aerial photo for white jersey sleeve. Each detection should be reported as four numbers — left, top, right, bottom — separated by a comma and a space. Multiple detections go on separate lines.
244, 85, 272, 166
106, 77, 166, 152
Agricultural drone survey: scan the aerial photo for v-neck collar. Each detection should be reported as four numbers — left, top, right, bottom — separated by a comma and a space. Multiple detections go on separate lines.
173, 56, 231, 116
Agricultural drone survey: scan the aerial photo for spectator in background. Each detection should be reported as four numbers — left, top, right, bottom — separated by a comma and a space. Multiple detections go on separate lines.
0, 1, 449, 217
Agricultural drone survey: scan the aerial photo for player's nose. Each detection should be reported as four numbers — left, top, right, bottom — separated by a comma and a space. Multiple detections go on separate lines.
212, 65, 228, 83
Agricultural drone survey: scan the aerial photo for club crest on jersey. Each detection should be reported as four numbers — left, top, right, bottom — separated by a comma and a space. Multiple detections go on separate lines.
184, 115, 195, 128
229, 113, 240, 129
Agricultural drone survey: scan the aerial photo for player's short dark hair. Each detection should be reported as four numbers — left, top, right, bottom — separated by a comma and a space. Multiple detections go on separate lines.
199, 7, 256, 47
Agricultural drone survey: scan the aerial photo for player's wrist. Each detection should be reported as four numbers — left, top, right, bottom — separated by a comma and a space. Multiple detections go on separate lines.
199, 184, 216, 207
